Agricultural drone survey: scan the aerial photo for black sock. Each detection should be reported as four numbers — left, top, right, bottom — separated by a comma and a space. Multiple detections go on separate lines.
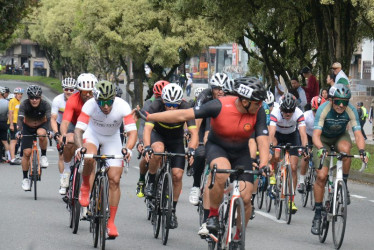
23, 171, 28, 179
139, 174, 146, 182
315, 202, 323, 217
41, 149, 47, 156
203, 209, 210, 222
251, 194, 256, 205
148, 174, 155, 184
173, 201, 177, 211
343, 174, 349, 187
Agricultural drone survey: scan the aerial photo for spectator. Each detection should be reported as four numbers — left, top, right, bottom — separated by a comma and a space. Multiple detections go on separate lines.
331, 62, 349, 84
274, 75, 285, 103
301, 67, 319, 104
357, 102, 368, 140
326, 71, 335, 87
0, 88, 11, 162
186, 73, 193, 97
179, 73, 186, 89
291, 76, 307, 111
320, 88, 329, 100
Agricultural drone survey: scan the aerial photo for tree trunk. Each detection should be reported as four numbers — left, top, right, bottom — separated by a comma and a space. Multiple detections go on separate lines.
132, 62, 145, 107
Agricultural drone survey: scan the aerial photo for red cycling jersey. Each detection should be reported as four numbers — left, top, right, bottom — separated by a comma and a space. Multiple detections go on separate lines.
62, 92, 84, 125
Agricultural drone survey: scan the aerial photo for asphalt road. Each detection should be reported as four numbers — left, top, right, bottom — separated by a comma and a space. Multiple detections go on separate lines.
0, 80, 374, 249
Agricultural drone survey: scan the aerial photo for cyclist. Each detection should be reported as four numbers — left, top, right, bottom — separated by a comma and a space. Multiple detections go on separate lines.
142, 83, 198, 229
311, 84, 368, 235
222, 78, 235, 95
51, 77, 76, 195
136, 80, 169, 198
2, 86, 10, 99
75, 80, 137, 238
0, 87, 10, 162
139, 77, 269, 236
8, 87, 24, 165
269, 93, 308, 213
18, 85, 51, 191
297, 96, 325, 193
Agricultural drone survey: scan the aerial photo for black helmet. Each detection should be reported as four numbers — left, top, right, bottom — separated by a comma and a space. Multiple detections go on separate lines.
27, 85, 42, 98
115, 86, 123, 98
280, 93, 297, 113
3, 87, 10, 93
233, 77, 266, 101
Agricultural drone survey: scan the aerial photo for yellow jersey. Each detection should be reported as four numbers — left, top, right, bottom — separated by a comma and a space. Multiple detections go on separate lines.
8, 98, 20, 124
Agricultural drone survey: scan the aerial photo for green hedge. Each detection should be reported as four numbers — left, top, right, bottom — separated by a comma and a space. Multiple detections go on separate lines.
0, 75, 62, 93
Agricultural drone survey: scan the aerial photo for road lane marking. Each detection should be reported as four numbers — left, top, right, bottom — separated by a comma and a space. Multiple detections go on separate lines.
256, 210, 286, 224
133, 166, 139, 169
350, 194, 366, 199
369, 200, 374, 203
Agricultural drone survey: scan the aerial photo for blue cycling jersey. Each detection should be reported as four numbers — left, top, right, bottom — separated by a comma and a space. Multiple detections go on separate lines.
314, 101, 361, 138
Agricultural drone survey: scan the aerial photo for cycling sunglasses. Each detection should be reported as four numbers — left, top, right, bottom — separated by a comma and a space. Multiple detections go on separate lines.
164, 103, 179, 108
64, 88, 75, 92
97, 99, 114, 107
333, 99, 349, 106
281, 108, 295, 114
212, 86, 223, 91
29, 96, 41, 100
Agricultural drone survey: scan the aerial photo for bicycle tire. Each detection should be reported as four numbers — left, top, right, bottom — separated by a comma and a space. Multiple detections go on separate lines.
301, 176, 309, 207
274, 167, 282, 220
319, 187, 331, 243
68, 172, 74, 229
265, 176, 272, 213
91, 179, 99, 248
32, 150, 38, 200
208, 240, 216, 250
146, 198, 152, 221
228, 197, 246, 250
72, 171, 81, 234
153, 174, 162, 239
217, 202, 227, 250
332, 180, 347, 249
310, 172, 316, 210
161, 172, 173, 245
99, 177, 108, 250
284, 166, 292, 224
256, 176, 265, 209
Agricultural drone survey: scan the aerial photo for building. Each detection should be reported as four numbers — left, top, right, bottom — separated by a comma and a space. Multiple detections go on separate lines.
0, 39, 50, 77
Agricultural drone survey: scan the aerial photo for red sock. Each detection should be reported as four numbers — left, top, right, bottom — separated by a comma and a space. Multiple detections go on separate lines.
82, 175, 90, 187
292, 195, 295, 202
208, 207, 219, 217
234, 228, 240, 240
108, 206, 118, 225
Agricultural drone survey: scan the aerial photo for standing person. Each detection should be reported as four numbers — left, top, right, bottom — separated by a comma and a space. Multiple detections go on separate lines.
331, 62, 349, 84
178, 73, 186, 89
274, 75, 285, 103
0, 87, 11, 162
186, 73, 193, 97
8, 87, 23, 165
301, 67, 320, 105
326, 72, 335, 87
356, 102, 368, 140
291, 77, 307, 111
2, 87, 10, 99
51, 77, 76, 195
18, 85, 51, 191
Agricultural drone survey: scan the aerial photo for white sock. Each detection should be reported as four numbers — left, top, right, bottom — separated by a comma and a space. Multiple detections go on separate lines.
6, 151, 11, 160
299, 175, 305, 184
64, 161, 71, 173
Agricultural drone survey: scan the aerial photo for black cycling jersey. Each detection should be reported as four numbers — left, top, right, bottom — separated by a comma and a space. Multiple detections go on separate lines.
146, 98, 196, 138
18, 99, 51, 130
196, 88, 213, 107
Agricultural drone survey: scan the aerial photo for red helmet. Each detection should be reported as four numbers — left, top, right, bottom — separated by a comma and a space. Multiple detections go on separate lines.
153, 80, 170, 97
311, 96, 326, 110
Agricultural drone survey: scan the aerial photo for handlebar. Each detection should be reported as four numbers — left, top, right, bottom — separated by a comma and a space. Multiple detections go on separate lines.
20, 134, 53, 146
83, 154, 125, 159
318, 152, 367, 170
153, 152, 188, 158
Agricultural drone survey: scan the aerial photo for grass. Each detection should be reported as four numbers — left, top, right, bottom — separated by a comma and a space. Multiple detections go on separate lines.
0, 74, 62, 93
350, 143, 374, 174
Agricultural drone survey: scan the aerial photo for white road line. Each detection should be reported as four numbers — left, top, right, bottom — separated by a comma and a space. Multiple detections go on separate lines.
133, 166, 139, 169
369, 200, 374, 203
47, 148, 54, 152
256, 210, 286, 224
350, 194, 366, 199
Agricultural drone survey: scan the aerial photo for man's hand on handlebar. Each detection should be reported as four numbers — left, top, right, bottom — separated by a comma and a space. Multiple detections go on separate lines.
142, 145, 153, 162
75, 147, 87, 161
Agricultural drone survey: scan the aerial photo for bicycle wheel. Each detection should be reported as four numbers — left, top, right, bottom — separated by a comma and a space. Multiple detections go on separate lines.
332, 180, 347, 249
99, 177, 109, 249
274, 170, 282, 220
284, 166, 292, 224
265, 176, 272, 213
145, 197, 152, 221
161, 172, 173, 245
68, 172, 74, 229
218, 202, 228, 250
310, 171, 316, 210
153, 174, 162, 239
228, 197, 246, 250
32, 150, 38, 200
301, 176, 309, 207
72, 170, 81, 234
319, 192, 332, 243
256, 176, 265, 209
91, 180, 99, 248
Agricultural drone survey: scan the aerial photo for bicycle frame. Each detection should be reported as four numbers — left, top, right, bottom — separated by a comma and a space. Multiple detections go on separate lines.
223, 179, 241, 247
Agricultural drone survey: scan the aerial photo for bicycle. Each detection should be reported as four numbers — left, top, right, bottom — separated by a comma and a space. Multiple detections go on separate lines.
207, 164, 266, 250
85, 152, 125, 250
21, 133, 52, 200
149, 151, 187, 246
271, 143, 305, 224
317, 146, 366, 249
197, 163, 210, 227
300, 145, 316, 209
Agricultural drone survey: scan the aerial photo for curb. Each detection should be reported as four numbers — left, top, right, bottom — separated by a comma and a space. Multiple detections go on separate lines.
349, 170, 374, 185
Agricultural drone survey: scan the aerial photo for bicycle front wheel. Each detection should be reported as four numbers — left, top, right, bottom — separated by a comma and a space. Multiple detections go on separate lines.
284, 166, 292, 224
99, 177, 109, 250
72, 170, 81, 234
91, 179, 99, 248
319, 192, 331, 243
332, 180, 347, 249
161, 172, 173, 245
153, 174, 162, 239
301, 176, 309, 207
256, 176, 265, 209
274, 172, 282, 220
32, 151, 39, 200
228, 197, 246, 250
265, 176, 272, 213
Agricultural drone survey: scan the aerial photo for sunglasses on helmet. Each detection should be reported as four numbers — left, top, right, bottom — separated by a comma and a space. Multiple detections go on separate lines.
164, 103, 179, 108
97, 99, 114, 107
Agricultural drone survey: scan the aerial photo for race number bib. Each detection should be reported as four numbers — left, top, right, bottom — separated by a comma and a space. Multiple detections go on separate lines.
237, 84, 253, 98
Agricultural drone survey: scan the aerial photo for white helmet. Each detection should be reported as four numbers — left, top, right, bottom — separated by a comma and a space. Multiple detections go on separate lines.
223, 79, 235, 94
62, 77, 76, 89
265, 91, 275, 105
76, 73, 97, 91
210, 73, 228, 88
162, 83, 184, 104
194, 87, 206, 98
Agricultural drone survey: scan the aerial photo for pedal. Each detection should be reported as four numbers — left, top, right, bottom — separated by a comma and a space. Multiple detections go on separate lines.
62, 196, 69, 204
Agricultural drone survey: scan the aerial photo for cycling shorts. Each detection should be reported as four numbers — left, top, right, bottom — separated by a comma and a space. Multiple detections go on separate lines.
83, 128, 123, 167
275, 131, 300, 156
9, 123, 17, 140
151, 130, 185, 170
21, 123, 49, 149
0, 121, 8, 141
205, 141, 254, 183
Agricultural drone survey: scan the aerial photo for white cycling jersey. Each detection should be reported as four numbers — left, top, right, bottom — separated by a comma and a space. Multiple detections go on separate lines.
51, 93, 66, 124
76, 97, 136, 135
270, 106, 305, 134
304, 110, 314, 137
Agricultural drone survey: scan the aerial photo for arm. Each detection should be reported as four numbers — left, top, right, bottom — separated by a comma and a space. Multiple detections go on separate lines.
298, 126, 308, 147
74, 127, 84, 148
187, 126, 198, 149
300, 90, 307, 109
275, 81, 284, 95
8, 110, 14, 130
125, 130, 137, 150
143, 123, 153, 147
147, 108, 195, 123
269, 125, 277, 145
312, 129, 323, 149
257, 135, 269, 168
354, 130, 366, 151
51, 114, 59, 134
249, 137, 257, 159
